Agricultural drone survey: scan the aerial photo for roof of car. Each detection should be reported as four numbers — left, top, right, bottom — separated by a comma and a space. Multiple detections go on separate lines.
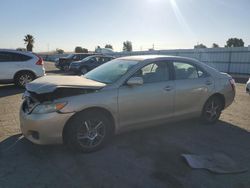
88, 54, 114, 58
0, 49, 35, 56
73, 53, 99, 55
117, 55, 197, 62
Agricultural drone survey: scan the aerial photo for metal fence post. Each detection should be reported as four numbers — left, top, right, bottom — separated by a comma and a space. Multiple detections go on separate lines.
227, 50, 232, 74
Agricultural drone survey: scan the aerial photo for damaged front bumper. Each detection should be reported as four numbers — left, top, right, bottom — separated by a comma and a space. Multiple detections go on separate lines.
20, 102, 74, 145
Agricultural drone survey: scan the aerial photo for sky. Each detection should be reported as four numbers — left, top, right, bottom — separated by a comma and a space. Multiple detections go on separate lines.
0, 0, 249, 52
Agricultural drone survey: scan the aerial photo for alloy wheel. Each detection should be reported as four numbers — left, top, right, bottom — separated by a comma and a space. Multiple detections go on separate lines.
77, 120, 106, 148
19, 74, 33, 87
205, 99, 221, 122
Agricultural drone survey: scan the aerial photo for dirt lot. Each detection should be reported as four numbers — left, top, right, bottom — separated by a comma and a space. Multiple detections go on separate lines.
0, 62, 250, 188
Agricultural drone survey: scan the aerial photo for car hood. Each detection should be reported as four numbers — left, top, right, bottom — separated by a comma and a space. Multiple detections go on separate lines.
26, 75, 106, 94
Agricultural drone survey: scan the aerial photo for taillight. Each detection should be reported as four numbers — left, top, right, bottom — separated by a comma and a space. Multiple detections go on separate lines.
36, 56, 43, 65
229, 78, 235, 92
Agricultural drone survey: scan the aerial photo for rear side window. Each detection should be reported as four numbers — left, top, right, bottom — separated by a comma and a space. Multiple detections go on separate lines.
13, 53, 32, 61
0, 52, 12, 62
173, 62, 207, 80
81, 54, 89, 59
0, 52, 31, 62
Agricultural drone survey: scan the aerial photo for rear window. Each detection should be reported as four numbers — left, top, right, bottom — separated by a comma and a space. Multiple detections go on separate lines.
0, 52, 32, 62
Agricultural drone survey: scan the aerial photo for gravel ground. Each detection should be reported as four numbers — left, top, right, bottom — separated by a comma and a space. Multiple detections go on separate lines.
0, 62, 250, 188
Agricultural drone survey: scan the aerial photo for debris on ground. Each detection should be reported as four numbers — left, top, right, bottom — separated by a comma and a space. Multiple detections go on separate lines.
182, 153, 248, 174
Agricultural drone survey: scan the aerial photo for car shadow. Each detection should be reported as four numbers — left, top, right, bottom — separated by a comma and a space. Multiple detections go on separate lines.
0, 84, 24, 97
1, 120, 250, 188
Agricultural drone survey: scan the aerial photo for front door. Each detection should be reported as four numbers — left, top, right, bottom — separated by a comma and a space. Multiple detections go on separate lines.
118, 61, 175, 129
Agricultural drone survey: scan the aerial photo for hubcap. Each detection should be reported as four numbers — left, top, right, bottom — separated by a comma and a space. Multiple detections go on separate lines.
77, 120, 105, 148
205, 100, 220, 121
19, 74, 32, 86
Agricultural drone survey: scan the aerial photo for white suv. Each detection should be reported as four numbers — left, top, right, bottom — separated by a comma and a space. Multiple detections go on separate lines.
0, 49, 45, 87
246, 78, 250, 94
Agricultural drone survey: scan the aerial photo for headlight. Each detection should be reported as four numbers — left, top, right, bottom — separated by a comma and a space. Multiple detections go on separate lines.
32, 102, 67, 114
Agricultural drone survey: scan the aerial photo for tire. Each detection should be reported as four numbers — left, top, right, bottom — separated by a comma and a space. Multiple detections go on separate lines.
63, 65, 70, 72
14, 71, 35, 88
66, 110, 113, 153
201, 96, 223, 124
80, 67, 88, 75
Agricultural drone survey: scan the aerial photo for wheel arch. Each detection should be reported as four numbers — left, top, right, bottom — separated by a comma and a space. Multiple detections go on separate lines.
62, 106, 116, 144
206, 93, 226, 110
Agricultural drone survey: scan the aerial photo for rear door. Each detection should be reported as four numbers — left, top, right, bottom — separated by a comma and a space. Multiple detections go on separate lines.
0, 52, 13, 80
172, 61, 214, 117
0, 52, 31, 80
118, 61, 175, 128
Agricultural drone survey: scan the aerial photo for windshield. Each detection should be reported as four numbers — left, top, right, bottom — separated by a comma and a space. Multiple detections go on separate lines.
80, 55, 95, 62
84, 59, 138, 84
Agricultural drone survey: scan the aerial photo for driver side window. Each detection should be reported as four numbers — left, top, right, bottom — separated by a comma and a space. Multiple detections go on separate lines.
134, 62, 169, 83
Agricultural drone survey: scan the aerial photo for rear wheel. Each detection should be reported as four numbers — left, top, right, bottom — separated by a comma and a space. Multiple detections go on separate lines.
14, 71, 35, 88
66, 111, 113, 152
201, 97, 223, 124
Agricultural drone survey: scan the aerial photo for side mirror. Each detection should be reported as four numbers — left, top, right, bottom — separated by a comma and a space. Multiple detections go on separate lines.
127, 77, 143, 86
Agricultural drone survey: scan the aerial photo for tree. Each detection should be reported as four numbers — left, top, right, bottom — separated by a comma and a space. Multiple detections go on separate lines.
105, 44, 113, 49
82, 48, 88, 53
56, 48, 64, 54
75, 46, 84, 53
212, 43, 219, 48
194, 43, 207, 49
225, 38, 244, 47
123, 41, 132, 52
24, 34, 34, 52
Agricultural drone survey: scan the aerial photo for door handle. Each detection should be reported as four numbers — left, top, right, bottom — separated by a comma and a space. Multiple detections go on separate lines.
205, 80, 212, 85
164, 86, 173, 91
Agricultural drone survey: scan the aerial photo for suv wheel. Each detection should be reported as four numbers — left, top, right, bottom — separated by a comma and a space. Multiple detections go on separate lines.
14, 71, 35, 88
66, 111, 113, 152
201, 96, 223, 124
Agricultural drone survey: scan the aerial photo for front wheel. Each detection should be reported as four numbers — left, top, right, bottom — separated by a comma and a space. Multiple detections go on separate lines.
201, 97, 223, 124
66, 111, 113, 152
63, 65, 70, 72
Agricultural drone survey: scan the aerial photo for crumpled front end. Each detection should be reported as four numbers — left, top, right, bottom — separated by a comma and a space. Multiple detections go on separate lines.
20, 86, 101, 145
